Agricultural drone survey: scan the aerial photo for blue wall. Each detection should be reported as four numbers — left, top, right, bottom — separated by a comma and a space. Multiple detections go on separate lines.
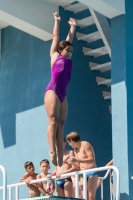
0, 26, 52, 198
0, 7, 112, 199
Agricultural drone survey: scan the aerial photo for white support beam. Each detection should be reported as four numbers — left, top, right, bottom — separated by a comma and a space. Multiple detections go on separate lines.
0, 0, 58, 41
43, 0, 75, 6
0, 11, 52, 41
43, 0, 125, 18
78, 0, 125, 18
89, 8, 111, 57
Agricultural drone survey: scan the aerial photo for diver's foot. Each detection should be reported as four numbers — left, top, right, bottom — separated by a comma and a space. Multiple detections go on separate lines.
57, 152, 63, 167
49, 151, 57, 166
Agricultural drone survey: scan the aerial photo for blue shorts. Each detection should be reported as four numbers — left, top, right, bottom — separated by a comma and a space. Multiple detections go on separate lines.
80, 171, 98, 180
56, 177, 72, 189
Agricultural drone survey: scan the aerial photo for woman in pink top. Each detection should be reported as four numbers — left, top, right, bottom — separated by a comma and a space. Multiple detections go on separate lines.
44, 12, 76, 166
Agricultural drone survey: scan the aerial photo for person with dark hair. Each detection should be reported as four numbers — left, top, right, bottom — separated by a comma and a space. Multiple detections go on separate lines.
40, 159, 49, 166
51, 137, 79, 198
20, 161, 40, 198
67, 132, 98, 200
44, 12, 76, 167
37, 159, 55, 197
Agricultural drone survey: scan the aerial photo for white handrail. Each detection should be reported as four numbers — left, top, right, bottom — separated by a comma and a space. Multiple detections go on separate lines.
0, 166, 119, 200
99, 169, 111, 180
98, 169, 111, 200
0, 165, 7, 200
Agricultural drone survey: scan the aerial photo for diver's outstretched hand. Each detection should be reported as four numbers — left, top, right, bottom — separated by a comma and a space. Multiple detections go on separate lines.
68, 18, 76, 26
53, 12, 61, 22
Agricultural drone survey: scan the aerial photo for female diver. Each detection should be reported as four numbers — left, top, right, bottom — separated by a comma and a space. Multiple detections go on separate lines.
44, 12, 76, 166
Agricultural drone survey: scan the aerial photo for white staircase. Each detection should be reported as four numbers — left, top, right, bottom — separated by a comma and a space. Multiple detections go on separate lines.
64, 2, 88, 13
76, 31, 101, 43
63, 1, 111, 113
76, 16, 95, 28
83, 46, 108, 57
89, 62, 111, 72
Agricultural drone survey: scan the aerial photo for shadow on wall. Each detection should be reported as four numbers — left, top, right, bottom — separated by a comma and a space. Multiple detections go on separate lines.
0, 26, 51, 148
120, 193, 129, 200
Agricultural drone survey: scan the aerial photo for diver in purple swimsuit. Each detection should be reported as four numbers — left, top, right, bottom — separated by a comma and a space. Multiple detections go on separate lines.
45, 54, 72, 102
44, 12, 76, 167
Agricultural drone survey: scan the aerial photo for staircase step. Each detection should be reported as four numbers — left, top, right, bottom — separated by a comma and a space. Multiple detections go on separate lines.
89, 62, 111, 72
83, 47, 93, 53
76, 16, 95, 28
77, 31, 101, 43
64, 2, 88, 13
96, 77, 111, 86
109, 106, 112, 114
83, 46, 108, 58
103, 91, 111, 100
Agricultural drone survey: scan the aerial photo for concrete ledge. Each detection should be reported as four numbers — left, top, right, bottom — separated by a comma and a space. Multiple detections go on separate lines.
0, 0, 58, 40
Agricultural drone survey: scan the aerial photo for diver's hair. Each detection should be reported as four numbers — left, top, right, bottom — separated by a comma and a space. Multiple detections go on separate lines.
40, 159, 49, 165
66, 132, 80, 142
24, 161, 34, 169
57, 40, 73, 53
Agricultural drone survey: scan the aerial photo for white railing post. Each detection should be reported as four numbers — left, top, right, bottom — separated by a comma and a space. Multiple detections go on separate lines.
115, 166, 120, 200
9, 187, 12, 200
110, 170, 112, 200
75, 171, 79, 198
101, 180, 103, 200
0, 165, 6, 200
15, 186, 19, 200
83, 173, 87, 200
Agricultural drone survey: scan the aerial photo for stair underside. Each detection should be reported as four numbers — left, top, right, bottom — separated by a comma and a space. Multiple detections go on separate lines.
64, 2, 88, 13
96, 77, 111, 86
103, 91, 111, 99
89, 62, 111, 72
76, 16, 95, 28
77, 31, 101, 43
83, 46, 108, 58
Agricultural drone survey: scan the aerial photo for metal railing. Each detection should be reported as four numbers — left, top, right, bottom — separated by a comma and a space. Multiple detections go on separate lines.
0, 165, 7, 200
0, 166, 119, 200
98, 168, 114, 200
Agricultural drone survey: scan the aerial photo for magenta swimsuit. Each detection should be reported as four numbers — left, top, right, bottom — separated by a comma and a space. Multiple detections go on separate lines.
45, 54, 72, 102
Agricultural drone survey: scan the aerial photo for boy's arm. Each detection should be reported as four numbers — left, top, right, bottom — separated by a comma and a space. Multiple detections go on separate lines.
36, 175, 49, 196
69, 143, 94, 163
56, 165, 76, 179
20, 173, 30, 184
68, 150, 80, 170
71, 162, 80, 170
106, 159, 113, 166
63, 165, 77, 174
66, 18, 76, 43
51, 167, 57, 177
